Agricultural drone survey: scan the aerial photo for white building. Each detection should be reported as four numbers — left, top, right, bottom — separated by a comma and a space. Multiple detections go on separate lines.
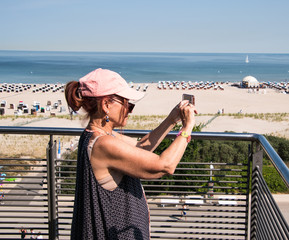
242, 76, 259, 88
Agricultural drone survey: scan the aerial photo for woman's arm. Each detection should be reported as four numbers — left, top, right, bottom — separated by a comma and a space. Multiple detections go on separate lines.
113, 101, 185, 151
91, 103, 196, 179
136, 115, 176, 152
137, 100, 194, 151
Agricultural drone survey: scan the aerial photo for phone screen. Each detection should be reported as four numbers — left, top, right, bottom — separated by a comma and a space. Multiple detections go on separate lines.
182, 94, 195, 105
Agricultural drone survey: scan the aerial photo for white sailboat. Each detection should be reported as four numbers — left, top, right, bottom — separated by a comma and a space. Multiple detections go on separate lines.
245, 55, 249, 63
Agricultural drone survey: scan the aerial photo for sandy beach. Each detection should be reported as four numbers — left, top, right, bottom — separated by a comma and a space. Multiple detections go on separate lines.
0, 82, 288, 138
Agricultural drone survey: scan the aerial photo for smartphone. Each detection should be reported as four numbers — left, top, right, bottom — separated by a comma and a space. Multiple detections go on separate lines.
182, 94, 195, 105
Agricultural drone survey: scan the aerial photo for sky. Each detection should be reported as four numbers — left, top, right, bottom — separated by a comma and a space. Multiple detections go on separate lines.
1, 0, 289, 53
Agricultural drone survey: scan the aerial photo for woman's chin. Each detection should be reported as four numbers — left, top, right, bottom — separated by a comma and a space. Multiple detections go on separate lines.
122, 116, 129, 126
115, 117, 128, 128
122, 119, 128, 126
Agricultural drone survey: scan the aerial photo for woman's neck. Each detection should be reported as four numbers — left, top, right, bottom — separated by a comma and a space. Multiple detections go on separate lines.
87, 120, 113, 136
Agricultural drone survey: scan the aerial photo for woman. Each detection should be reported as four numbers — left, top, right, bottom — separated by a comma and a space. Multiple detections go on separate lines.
65, 68, 196, 240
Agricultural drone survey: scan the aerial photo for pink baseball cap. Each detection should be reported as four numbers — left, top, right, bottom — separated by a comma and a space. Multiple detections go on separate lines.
79, 68, 145, 101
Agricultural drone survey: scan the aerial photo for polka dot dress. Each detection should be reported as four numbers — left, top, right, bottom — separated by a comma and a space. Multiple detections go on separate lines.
70, 131, 150, 240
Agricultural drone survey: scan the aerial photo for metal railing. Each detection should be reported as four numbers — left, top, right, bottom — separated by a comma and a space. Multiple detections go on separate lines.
0, 126, 288, 239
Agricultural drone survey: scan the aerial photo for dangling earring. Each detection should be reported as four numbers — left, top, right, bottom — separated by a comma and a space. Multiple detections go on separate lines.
105, 112, 110, 122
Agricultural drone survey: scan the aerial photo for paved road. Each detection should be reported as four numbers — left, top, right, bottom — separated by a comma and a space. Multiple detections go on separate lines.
273, 194, 289, 224
2, 167, 45, 205
0, 167, 48, 239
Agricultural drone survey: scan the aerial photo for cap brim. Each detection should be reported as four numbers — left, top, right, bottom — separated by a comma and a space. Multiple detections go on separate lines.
116, 87, 145, 101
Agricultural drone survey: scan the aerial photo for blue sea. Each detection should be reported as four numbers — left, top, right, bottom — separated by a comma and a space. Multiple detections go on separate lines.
0, 50, 289, 84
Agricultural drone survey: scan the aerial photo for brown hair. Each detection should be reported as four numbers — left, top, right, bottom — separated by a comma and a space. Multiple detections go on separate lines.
65, 81, 128, 121
65, 81, 101, 117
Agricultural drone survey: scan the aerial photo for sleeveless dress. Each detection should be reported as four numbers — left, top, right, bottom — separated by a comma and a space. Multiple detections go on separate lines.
70, 130, 150, 240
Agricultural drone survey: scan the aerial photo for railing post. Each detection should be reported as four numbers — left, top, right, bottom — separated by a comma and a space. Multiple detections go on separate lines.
47, 135, 58, 240
250, 142, 263, 240
244, 143, 252, 240
252, 143, 263, 172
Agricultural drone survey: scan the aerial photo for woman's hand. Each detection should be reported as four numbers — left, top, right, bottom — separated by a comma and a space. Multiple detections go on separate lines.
167, 100, 186, 124
168, 100, 197, 126
179, 101, 197, 129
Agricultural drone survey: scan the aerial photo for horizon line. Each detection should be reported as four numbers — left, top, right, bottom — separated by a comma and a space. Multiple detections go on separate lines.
1, 49, 289, 55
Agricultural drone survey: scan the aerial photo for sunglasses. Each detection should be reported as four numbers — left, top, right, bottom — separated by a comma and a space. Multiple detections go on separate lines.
112, 98, 135, 113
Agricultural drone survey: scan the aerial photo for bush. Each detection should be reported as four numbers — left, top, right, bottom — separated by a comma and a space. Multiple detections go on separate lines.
265, 135, 289, 162
62, 128, 289, 194
263, 164, 289, 193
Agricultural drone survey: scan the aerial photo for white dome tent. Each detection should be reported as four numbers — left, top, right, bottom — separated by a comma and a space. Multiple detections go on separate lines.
242, 76, 259, 88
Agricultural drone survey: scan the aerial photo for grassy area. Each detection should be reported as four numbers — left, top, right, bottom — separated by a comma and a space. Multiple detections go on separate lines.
196, 112, 289, 122
0, 114, 81, 121
0, 134, 76, 159
227, 112, 289, 121
1, 112, 288, 123
125, 115, 168, 130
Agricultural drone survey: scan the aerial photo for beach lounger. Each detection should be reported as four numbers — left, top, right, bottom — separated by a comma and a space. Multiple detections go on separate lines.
0, 100, 6, 107
160, 198, 180, 207
184, 196, 204, 205
218, 196, 237, 205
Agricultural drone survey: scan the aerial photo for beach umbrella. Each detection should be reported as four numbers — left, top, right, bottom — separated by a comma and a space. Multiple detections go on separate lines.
0, 173, 6, 181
